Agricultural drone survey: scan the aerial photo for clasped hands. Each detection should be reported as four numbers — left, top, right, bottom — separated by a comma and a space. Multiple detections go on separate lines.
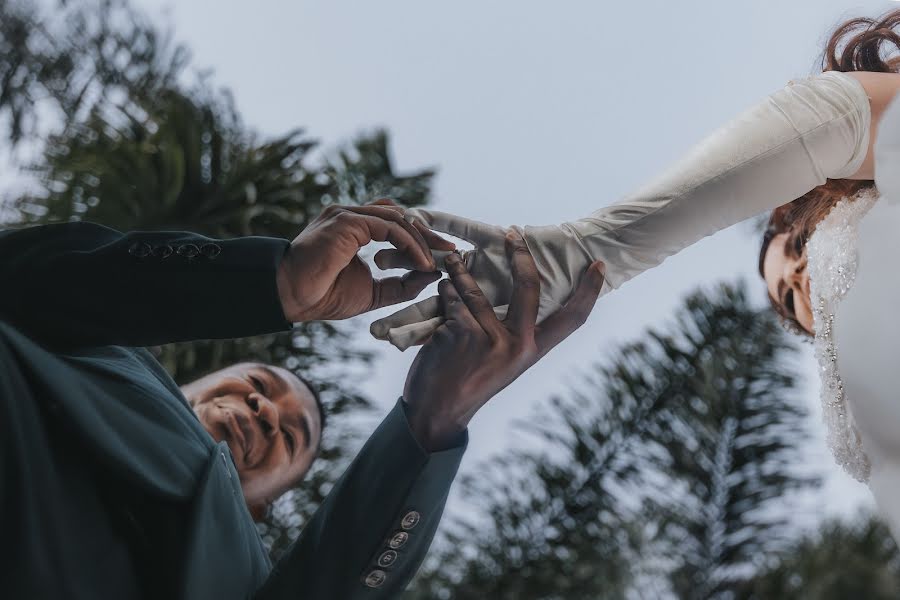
368, 208, 604, 350
277, 200, 605, 451
276, 199, 455, 322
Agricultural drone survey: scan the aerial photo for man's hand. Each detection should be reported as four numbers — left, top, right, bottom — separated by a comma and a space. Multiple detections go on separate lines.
403, 230, 606, 451
277, 200, 456, 322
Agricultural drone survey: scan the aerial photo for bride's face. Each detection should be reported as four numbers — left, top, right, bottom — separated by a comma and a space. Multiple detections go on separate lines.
762, 231, 814, 334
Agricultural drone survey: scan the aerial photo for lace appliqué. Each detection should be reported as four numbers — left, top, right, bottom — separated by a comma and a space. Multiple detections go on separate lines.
807, 189, 879, 483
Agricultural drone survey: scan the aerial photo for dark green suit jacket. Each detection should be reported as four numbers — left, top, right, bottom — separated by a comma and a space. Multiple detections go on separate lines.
0, 222, 465, 599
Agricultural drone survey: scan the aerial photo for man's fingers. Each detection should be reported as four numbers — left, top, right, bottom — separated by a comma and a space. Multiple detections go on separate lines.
349, 213, 436, 272
438, 278, 481, 334
407, 208, 505, 247
414, 220, 457, 252
351, 205, 435, 268
370, 198, 403, 209
341, 206, 435, 270
367, 199, 456, 252
375, 248, 460, 271
504, 229, 540, 336
374, 248, 416, 270
370, 295, 442, 339
371, 270, 442, 311
444, 253, 503, 337
534, 260, 606, 355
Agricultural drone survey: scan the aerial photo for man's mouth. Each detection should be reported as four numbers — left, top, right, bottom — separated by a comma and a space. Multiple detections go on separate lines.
226, 410, 252, 464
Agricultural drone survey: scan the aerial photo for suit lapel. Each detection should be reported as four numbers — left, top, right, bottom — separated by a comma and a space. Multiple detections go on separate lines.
180, 442, 272, 600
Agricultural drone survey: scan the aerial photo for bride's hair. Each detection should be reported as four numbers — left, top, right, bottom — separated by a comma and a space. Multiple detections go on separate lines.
759, 8, 900, 335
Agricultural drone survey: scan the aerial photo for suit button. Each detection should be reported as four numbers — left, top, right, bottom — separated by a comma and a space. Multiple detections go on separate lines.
364, 570, 386, 588
200, 243, 221, 259
177, 243, 200, 258
388, 532, 408, 549
151, 244, 174, 259
400, 511, 421, 530
377, 550, 398, 568
128, 242, 152, 258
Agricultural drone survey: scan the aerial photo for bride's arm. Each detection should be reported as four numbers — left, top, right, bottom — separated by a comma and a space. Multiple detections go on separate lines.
843, 71, 900, 180
372, 72, 875, 350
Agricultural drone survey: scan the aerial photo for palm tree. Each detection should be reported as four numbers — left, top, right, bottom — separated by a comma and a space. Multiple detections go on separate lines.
0, 0, 186, 149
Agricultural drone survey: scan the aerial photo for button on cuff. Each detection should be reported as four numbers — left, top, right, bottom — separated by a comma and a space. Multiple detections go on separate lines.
177, 243, 200, 259
151, 244, 174, 259
400, 510, 421, 530
364, 570, 386, 588
128, 241, 152, 258
200, 243, 221, 259
388, 531, 409, 549
377, 550, 398, 568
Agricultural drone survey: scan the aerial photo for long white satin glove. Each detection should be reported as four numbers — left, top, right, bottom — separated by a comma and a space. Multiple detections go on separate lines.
371, 71, 872, 350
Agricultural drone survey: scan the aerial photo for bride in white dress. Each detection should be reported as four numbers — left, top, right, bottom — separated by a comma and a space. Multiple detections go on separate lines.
760, 73, 900, 536
369, 9, 900, 538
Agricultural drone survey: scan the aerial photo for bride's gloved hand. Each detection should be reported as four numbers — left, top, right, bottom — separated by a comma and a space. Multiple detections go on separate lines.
370, 213, 600, 350
371, 71, 872, 350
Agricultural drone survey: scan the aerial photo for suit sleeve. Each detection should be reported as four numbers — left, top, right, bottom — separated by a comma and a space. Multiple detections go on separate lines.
254, 399, 467, 600
0, 221, 293, 347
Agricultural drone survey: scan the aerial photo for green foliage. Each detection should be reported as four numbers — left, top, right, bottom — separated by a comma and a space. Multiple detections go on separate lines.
660, 286, 817, 599
737, 515, 900, 599
0, 0, 434, 558
408, 283, 818, 599
0, 0, 187, 148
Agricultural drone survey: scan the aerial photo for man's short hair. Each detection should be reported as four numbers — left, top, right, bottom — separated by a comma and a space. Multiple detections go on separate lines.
288, 370, 326, 456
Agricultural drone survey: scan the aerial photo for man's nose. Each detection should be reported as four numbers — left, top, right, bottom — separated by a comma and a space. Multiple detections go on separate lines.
248, 393, 279, 435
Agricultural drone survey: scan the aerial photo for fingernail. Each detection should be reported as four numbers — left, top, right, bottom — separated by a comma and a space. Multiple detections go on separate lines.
445, 253, 461, 266
370, 320, 388, 338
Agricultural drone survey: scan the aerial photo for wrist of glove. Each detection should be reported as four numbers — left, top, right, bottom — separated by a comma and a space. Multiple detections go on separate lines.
370, 216, 595, 350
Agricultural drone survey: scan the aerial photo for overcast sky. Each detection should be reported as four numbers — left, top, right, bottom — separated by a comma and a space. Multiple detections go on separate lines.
130, 0, 896, 524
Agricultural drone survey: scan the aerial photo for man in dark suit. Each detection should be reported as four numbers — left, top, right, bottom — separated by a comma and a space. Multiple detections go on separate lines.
0, 200, 605, 599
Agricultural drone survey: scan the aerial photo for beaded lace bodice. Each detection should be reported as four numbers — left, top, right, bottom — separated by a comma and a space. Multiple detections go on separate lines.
806, 189, 879, 483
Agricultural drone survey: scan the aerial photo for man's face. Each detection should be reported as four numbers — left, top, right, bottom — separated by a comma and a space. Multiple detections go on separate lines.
183, 363, 322, 510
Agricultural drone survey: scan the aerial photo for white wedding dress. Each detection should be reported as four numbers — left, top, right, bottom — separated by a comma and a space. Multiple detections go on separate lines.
817, 90, 900, 539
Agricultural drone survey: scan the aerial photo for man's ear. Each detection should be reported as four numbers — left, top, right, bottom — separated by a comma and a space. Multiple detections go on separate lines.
248, 502, 270, 523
